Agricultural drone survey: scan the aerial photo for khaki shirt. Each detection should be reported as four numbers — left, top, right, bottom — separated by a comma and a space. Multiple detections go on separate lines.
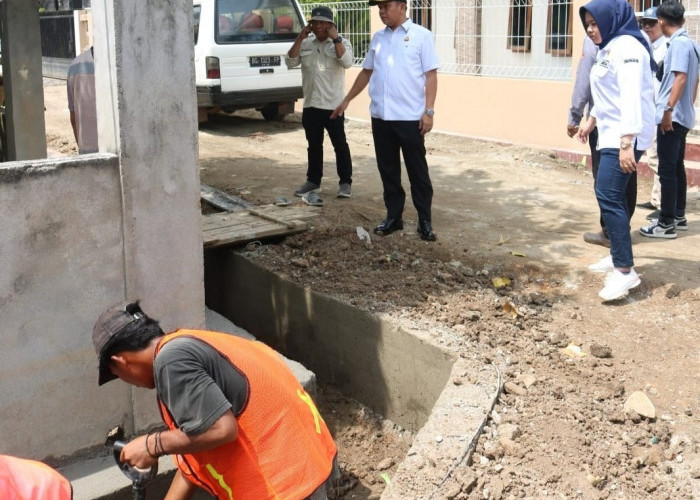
285, 36, 353, 110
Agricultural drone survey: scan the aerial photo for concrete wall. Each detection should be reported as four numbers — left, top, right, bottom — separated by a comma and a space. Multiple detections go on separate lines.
0, 155, 133, 458
0, 0, 204, 460
204, 250, 456, 432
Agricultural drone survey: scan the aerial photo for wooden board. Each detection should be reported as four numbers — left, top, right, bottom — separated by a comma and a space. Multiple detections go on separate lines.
202, 205, 320, 249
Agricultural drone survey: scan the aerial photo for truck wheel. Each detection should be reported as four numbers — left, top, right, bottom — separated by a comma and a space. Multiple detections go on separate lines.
261, 104, 283, 121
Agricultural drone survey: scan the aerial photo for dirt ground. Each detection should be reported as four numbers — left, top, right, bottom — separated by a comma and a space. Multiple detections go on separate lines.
42, 82, 698, 499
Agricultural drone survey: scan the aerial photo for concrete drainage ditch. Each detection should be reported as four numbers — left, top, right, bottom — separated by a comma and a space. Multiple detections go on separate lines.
203, 249, 500, 499
64, 248, 498, 500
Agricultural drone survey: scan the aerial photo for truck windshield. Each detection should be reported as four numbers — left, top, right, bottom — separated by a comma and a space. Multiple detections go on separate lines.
215, 0, 302, 44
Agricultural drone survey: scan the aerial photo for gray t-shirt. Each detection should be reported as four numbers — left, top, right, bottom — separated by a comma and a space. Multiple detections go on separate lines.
154, 337, 249, 435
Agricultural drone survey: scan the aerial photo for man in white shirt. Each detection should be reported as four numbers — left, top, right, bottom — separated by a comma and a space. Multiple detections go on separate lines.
332, 0, 439, 241
286, 6, 354, 202
638, 7, 668, 214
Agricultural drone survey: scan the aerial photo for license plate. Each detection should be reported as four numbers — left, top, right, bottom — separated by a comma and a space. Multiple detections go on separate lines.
250, 56, 280, 67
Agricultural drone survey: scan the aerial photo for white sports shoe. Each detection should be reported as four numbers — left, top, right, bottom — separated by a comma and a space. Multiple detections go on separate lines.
588, 255, 614, 273
598, 269, 640, 302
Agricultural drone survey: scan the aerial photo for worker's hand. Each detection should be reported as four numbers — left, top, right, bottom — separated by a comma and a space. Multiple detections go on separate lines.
330, 100, 348, 120
619, 147, 637, 174
120, 435, 159, 470
567, 124, 579, 138
575, 127, 588, 144
327, 25, 339, 40
419, 114, 433, 135
299, 24, 312, 39
660, 111, 673, 134
576, 117, 595, 144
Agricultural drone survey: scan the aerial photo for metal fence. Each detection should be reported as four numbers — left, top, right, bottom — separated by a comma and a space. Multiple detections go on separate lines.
300, 1, 372, 64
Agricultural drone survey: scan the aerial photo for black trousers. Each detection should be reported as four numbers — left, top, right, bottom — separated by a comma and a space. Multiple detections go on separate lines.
589, 127, 636, 234
657, 123, 688, 224
302, 107, 352, 186
371, 118, 433, 222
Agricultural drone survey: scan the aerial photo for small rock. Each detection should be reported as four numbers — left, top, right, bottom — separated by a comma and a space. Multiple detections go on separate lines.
498, 437, 523, 457
549, 331, 569, 347
515, 374, 537, 388
375, 457, 394, 471
482, 440, 504, 459
504, 382, 527, 396
498, 423, 521, 441
587, 473, 605, 488
290, 258, 309, 268
608, 411, 626, 424
623, 391, 656, 420
590, 342, 612, 358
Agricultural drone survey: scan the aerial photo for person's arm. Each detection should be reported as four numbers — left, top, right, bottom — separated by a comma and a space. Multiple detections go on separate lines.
419, 69, 438, 135
325, 24, 348, 60
660, 71, 687, 133
568, 39, 596, 136
119, 410, 238, 469
164, 470, 199, 500
285, 24, 312, 66
330, 68, 372, 119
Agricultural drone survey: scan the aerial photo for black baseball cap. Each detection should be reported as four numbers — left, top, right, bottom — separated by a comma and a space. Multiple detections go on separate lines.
92, 301, 144, 385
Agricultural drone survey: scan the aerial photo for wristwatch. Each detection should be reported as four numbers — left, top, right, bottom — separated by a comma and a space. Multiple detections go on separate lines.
620, 140, 632, 150
424, 108, 435, 117
332, 37, 342, 44
664, 104, 674, 113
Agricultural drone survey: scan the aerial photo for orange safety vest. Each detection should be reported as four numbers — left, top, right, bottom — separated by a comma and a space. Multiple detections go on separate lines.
155, 330, 337, 500
0, 455, 72, 500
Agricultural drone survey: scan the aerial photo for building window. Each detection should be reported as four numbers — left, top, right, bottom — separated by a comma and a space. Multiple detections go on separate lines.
633, 0, 661, 12
546, 0, 572, 57
411, 0, 433, 30
507, 0, 532, 52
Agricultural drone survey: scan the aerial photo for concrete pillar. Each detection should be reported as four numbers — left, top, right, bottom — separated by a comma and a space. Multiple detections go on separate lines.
91, 0, 205, 430
0, 0, 47, 161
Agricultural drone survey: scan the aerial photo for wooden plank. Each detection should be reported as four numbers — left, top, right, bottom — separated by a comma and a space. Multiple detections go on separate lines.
202, 215, 308, 249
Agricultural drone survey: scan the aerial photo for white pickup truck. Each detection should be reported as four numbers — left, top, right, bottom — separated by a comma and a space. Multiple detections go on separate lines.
193, 0, 305, 122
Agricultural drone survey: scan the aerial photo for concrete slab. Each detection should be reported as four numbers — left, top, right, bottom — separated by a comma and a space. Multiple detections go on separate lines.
381, 358, 500, 499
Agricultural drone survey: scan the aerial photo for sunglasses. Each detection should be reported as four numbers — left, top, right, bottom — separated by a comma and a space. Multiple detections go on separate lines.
641, 20, 658, 27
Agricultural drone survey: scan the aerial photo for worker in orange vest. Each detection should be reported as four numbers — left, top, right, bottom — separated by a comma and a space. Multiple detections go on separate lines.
93, 301, 338, 500
0, 454, 72, 500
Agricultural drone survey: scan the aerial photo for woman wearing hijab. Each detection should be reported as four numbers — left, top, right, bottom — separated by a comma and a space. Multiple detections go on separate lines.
576, 0, 655, 302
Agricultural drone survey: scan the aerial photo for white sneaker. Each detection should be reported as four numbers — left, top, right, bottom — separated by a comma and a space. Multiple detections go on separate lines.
598, 269, 640, 301
588, 255, 614, 273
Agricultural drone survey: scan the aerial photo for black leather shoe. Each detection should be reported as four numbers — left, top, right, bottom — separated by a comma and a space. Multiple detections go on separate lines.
646, 209, 661, 221
417, 220, 437, 241
374, 218, 403, 236
636, 201, 656, 210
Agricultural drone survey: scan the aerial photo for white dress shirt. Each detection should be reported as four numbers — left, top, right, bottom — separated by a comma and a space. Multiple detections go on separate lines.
590, 35, 655, 150
362, 19, 440, 121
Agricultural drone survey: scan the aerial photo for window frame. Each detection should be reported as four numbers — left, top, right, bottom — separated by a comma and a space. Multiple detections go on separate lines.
507, 0, 532, 53
545, 0, 572, 57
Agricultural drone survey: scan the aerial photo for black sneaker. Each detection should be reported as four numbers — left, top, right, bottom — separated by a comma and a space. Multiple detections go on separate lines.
674, 216, 688, 231
639, 219, 677, 239
294, 181, 320, 197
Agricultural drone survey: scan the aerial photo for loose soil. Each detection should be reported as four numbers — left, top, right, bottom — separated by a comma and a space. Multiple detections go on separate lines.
42, 83, 699, 500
